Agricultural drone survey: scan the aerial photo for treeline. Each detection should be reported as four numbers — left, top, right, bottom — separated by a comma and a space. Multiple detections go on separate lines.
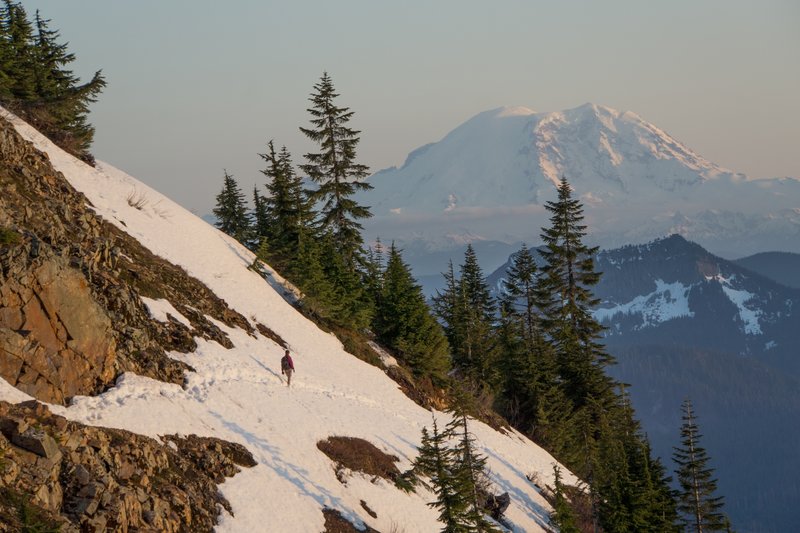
213, 75, 732, 531
0, 1, 105, 162
212, 72, 450, 383
433, 180, 679, 531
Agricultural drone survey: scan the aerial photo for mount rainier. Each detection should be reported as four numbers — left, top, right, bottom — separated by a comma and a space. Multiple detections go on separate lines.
359, 103, 800, 261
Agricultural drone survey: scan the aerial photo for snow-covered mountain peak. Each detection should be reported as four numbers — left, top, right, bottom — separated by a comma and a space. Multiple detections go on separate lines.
361, 104, 799, 259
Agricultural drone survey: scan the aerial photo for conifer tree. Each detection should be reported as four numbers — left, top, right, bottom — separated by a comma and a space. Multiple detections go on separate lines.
299, 72, 372, 266
363, 238, 385, 307
251, 185, 269, 248
0, 2, 105, 159
415, 417, 471, 533
376, 243, 449, 380
673, 399, 729, 532
497, 244, 548, 429
446, 391, 498, 532
550, 465, 580, 533
501, 244, 540, 344
434, 246, 497, 387
536, 177, 614, 406
289, 228, 343, 325
259, 141, 313, 267
212, 171, 251, 243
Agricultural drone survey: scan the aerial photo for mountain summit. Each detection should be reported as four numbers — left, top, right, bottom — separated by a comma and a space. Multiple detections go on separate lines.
360, 104, 800, 257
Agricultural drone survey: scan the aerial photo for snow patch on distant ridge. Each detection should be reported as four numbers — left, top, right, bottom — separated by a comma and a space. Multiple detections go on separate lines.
713, 276, 763, 335
594, 279, 694, 328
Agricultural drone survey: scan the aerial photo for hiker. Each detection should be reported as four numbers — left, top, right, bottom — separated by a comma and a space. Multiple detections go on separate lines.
280, 349, 295, 386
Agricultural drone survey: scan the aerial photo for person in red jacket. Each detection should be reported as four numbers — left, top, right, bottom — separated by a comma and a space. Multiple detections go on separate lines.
280, 349, 295, 387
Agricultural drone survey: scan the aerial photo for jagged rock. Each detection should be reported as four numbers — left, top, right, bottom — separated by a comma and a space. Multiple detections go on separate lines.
0, 400, 256, 532
11, 426, 62, 461
0, 115, 256, 404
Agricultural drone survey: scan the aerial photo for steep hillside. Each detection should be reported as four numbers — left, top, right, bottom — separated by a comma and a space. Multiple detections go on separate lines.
359, 104, 800, 258
0, 108, 571, 531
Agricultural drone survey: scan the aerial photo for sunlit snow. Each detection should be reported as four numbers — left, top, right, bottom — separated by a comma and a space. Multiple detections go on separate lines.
594, 279, 694, 328
0, 107, 569, 532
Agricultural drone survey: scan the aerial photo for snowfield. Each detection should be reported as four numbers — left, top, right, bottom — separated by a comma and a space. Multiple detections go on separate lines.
0, 109, 572, 532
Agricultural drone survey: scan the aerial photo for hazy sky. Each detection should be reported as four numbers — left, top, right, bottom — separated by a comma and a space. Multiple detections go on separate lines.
22, 0, 800, 215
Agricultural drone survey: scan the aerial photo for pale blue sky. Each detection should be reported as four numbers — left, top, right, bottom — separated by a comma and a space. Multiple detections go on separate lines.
21, 0, 800, 214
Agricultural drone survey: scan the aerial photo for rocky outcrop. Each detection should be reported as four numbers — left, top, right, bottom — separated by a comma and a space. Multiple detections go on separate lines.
0, 400, 256, 532
0, 115, 255, 403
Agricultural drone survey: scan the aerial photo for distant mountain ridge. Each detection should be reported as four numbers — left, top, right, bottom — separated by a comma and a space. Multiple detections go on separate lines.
359, 104, 800, 260
486, 235, 800, 532
734, 251, 800, 289
487, 235, 799, 371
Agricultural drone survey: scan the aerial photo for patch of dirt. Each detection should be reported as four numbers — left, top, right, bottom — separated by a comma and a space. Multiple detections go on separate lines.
317, 436, 400, 483
322, 508, 380, 533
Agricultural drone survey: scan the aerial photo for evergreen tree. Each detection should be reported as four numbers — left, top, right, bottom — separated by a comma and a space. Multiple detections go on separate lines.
550, 465, 580, 533
536, 177, 614, 406
497, 244, 552, 431
1, 1, 36, 100
376, 243, 449, 380
251, 185, 269, 248
434, 246, 497, 388
299, 72, 372, 266
0, 2, 105, 159
318, 232, 373, 330
415, 417, 471, 533
212, 171, 251, 243
672, 399, 729, 532
446, 391, 498, 532
259, 141, 314, 267
291, 228, 339, 320
501, 244, 540, 344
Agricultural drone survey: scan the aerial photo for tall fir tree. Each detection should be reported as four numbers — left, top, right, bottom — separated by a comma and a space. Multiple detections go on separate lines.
446, 391, 498, 532
501, 244, 540, 344
434, 245, 497, 388
536, 177, 614, 406
415, 417, 472, 533
251, 185, 269, 249
259, 141, 314, 267
525, 178, 681, 530
0, 2, 105, 159
375, 243, 450, 380
212, 171, 251, 243
299, 72, 372, 266
1, 1, 36, 101
673, 399, 729, 532
30, 10, 105, 156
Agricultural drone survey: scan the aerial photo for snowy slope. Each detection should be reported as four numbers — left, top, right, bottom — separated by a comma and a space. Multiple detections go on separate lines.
359, 104, 800, 258
0, 108, 570, 532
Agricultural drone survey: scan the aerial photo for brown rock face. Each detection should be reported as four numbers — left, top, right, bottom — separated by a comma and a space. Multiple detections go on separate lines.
1, 255, 115, 403
0, 400, 256, 533
0, 114, 255, 404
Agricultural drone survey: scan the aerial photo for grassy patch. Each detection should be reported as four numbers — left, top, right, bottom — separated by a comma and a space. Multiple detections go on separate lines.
317, 436, 400, 483
0, 487, 62, 533
0, 226, 21, 246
